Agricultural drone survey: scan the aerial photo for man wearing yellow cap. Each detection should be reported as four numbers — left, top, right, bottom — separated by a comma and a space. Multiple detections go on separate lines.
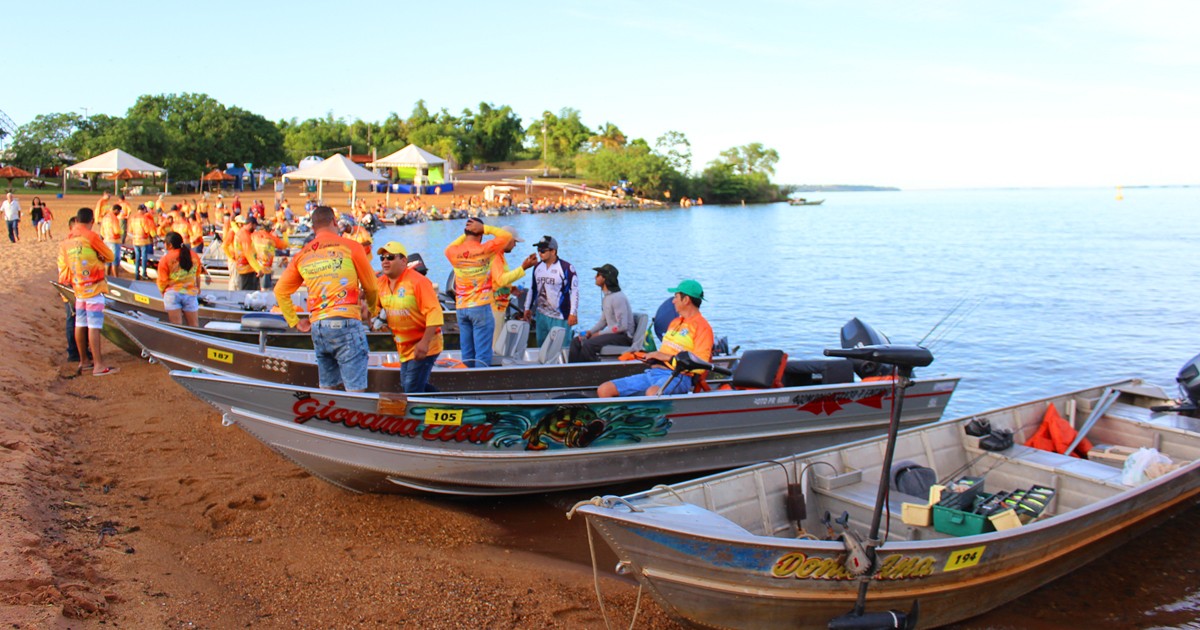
375, 241, 444, 393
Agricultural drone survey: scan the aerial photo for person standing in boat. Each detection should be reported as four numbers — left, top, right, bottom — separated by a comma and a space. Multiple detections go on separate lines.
568, 264, 634, 363
57, 207, 117, 376
128, 204, 157, 280
490, 225, 538, 345
523, 235, 580, 345
275, 206, 379, 392
598, 280, 712, 397
444, 217, 515, 367
374, 241, 444, 393
156, 231, 209, 327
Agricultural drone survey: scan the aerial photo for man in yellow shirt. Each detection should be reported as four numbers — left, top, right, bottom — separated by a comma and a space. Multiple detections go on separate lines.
443, 218, 514, 367
374, 241, 444, 393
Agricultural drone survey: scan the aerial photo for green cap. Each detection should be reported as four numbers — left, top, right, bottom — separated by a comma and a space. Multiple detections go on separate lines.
668, 279, 705, 300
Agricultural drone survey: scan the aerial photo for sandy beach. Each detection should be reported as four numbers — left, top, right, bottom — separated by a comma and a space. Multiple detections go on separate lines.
0, 190, 677, 628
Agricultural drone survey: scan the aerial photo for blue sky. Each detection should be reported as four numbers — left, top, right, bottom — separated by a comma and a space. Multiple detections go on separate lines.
6, 0, 1197, 189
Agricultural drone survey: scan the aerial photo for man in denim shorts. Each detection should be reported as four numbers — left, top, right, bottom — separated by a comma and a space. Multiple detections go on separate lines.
274, 206, 379, 391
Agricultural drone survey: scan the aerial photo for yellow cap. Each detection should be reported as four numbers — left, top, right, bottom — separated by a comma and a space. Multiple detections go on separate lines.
376, 241, 407, 257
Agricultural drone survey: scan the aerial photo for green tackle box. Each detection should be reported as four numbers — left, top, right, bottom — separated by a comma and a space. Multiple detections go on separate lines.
932, 493, 995, 537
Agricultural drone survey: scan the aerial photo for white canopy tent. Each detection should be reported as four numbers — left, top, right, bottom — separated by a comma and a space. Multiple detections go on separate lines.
282, 153, 383, 206
64, 148, 166, 195
368, 144, 450, 202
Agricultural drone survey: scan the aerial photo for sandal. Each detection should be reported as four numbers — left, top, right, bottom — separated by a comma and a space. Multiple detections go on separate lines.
92, 367, 120, 377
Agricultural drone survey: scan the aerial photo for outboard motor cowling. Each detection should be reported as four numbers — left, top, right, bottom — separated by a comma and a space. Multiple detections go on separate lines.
1177, 353, 1200, 410
840, 318, 894, 378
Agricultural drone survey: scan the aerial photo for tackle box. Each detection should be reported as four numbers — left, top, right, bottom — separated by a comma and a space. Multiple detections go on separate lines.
933, 493, 996, 537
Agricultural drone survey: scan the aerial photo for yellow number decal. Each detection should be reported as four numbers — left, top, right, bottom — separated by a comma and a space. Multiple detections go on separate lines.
425, 409, 463, 426
206, 348, 234, 364
134, 294, 151, 304
944, 546, 986, 572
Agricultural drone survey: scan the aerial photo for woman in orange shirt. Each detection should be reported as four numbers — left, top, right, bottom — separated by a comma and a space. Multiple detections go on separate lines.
156, 231, 209, 327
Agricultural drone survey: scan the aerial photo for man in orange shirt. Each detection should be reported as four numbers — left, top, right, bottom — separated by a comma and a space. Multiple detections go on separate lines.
128, 204, 157, 280
58, 207, 117, 377
597, 279, 713, 397
274, 206, 379, 392
374, 241, 444, 393
230, 215, 265, 290
99, 204, 125, 278
443, 218, 514, 367
251, 218, 288, 290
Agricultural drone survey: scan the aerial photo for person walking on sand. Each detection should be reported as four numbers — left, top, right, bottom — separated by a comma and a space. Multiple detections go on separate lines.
29, 196, 45, 240
374, 241, 444, 393
274, 206, 379, 392
2, 192, 21, 243
58, 207, 118, 376
444, 217, 515, 368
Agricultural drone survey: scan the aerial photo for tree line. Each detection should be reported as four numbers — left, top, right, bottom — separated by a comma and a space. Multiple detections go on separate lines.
6, 93, 783, 203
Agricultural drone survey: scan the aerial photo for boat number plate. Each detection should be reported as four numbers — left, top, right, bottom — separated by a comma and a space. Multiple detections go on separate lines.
134, 294, 151, 304
943, 545, 986, 572
206, 348, 234, 364
425, 409, 463, 426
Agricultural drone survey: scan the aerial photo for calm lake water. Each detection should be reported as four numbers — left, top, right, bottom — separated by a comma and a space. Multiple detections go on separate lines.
377, 187, 1200, 628
377, 186, 1200, 418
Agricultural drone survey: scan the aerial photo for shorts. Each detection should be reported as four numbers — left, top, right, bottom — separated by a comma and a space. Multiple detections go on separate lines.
612, 367, 693, 397
74, 295, 106, 329
311, 318, 369, 391
163, 290, 200, 313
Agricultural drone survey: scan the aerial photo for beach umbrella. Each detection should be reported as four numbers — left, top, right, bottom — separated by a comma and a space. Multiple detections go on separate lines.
0, 165, 34, 190
104, 168, 142, 194
201, 168, 234, 193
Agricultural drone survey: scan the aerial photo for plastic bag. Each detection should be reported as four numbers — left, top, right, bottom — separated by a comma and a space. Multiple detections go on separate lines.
1120, 447, 1174, 486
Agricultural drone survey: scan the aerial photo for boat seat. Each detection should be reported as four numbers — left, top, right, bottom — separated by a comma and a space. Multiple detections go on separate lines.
241, 313, 289, 331
783, 358, 856, 387
600, 312, 651, 357
731, 350, 788, 389
492, 319, 530, 364
538, 326, 567, 364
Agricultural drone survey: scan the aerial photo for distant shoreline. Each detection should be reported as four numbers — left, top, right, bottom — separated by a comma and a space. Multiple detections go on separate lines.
788, 185, 901, 192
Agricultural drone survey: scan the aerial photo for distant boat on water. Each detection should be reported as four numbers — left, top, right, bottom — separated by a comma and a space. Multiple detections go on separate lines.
788, 198, 824, 206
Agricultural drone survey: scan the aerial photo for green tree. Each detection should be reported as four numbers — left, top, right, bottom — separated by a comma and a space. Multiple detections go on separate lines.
278, 112, 352, 163
9, 112, 82, 168
655, 130, 692, 175
577, 139, 676, 197
462, 102, 524, 163
717, 142, 779, 176
527, 108, 592, 174
587, 122, 626, 151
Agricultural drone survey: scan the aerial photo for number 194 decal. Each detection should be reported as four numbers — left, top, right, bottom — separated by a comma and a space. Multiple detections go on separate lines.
425, 409, 463, 426
944, 545, 986, 572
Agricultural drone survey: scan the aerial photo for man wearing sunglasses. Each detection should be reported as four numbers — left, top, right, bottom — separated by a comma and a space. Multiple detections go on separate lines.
375, 241, 443, 393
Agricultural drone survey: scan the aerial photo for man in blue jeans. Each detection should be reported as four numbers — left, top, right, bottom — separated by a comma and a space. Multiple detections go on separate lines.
444, 218, 515, 367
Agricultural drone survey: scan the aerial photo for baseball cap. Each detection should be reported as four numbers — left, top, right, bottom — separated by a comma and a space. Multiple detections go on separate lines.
501, 225, 523, 242
377, 241, 408, 257
234, 214, 247, 224
593, 263, 619, 280
535, 235, 558, 251
668, 279, 705, 301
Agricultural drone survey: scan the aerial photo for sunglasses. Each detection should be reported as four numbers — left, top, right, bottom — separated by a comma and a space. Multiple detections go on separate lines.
379, 254, 399, 261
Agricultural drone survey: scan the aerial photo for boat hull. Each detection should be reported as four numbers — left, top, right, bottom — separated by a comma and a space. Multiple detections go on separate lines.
170, 371, 958, 495
575, 382, 1200, 628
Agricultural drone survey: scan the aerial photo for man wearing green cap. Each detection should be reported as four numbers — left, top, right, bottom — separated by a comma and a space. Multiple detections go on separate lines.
597, 279, 713, 397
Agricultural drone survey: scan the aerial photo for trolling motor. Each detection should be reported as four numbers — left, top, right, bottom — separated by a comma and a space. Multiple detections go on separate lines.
1150, 352, 1200, 416
823, 344, 933, 630
655, 351, 732, 395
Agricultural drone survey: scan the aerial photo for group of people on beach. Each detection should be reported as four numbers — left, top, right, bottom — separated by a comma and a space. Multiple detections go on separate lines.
54, 190, 714, 398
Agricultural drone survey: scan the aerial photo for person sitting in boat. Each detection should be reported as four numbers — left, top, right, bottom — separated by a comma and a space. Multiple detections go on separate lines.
568, 263, 634, 363
597, 280, 712, 397
374, 241, 444, 393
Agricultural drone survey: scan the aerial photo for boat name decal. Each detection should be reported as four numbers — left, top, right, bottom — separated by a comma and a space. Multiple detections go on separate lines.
792, 388, 887, 416
291, 396, 494, 444
771, 551, 936, 581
